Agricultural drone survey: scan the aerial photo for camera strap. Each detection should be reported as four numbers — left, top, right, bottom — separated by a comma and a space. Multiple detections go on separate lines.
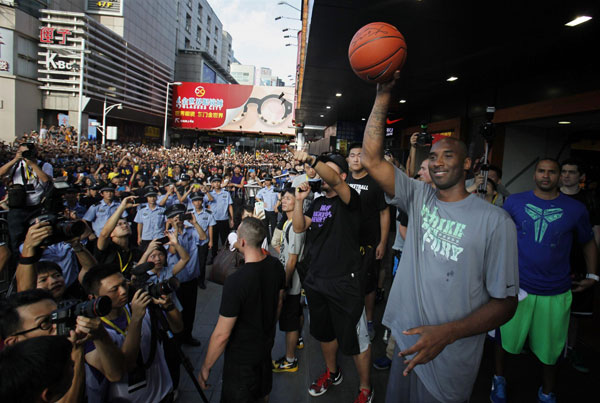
101, 306, 131, 336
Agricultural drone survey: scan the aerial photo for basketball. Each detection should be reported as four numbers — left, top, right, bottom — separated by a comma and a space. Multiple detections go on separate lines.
348, 22, 407, 83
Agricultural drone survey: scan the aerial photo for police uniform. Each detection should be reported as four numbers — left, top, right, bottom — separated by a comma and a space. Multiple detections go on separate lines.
256, 177, 280, 243
204, 175, 233, 259
83, 197, 127, 238
191, 192, 216, 288
134, 187, 166, 251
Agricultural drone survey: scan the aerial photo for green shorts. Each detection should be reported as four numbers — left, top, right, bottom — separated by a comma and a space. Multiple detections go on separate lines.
500, 290, 571, 365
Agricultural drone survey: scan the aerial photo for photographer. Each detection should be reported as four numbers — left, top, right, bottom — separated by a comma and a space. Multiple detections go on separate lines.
165, 203, 207, 346
15, 221, 96, 296
94, 195, 137, 275
0, 289, 125, 402
82, 264, 179, 402
0, 142, 51, 252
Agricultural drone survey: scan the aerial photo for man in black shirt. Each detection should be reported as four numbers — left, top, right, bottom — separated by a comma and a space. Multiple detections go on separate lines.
292, 151, 373, 403
347, 143, 390, 341
198, 217, 285, 403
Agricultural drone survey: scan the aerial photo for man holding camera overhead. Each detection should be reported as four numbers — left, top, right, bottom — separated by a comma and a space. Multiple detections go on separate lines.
0, 142, 51, 253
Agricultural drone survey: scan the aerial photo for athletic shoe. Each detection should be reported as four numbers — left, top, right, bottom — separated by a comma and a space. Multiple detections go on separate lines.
308, 367, 343, 397
373, 356, 392, 370
537, 387, 556, 403
375, 288, 385, 303
272, 356, 298, 373
490, 375, 506, 403
354, 388, 374, 403
367, 321, 375, 341
296, 336, 304, 350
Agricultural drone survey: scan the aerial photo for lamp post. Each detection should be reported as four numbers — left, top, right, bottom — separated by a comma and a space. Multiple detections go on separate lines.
277, 1, 301, 12
101, 96, 123, 148
163, 81, 182, 148
76, 39, 86, 153
275, 16, 301, 21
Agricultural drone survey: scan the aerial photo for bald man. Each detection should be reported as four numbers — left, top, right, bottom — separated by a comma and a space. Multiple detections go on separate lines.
360, 71, 519, 403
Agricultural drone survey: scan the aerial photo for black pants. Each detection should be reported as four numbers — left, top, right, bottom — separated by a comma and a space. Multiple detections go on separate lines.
175, 278, 198, 339
212, 219, 230, 258
197, 243, 209, 286
263, 211, 278, 244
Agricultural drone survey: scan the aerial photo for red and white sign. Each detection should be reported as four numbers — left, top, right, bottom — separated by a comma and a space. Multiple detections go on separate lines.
172, 82, 295, 136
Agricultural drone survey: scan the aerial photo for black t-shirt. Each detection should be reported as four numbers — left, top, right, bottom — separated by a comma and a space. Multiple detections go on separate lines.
219, 256, 285, 365
347, 173, 387, 245
94, 240, 139, 278
305, 189, 361, 280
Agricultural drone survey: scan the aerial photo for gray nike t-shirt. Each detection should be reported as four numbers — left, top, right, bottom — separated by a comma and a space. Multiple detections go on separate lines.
383, 166, 519, 402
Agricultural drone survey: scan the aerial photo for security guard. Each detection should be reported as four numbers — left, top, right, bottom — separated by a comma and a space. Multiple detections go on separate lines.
204, 175, 234, 260
256, 175, 280, 243
190, 191, 216, 289
165, 203, 207, 346
134, 187, 166, 250
83, 184, 127, 238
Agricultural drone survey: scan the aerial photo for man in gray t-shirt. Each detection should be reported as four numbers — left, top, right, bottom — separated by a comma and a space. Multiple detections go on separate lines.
361, 72, 519, 403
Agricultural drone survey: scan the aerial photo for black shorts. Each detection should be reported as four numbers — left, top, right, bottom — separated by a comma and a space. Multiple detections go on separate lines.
222, 356, 272, 403
279, 293, 302, 332
304, 273, 364, 355
361, 245, 380, 294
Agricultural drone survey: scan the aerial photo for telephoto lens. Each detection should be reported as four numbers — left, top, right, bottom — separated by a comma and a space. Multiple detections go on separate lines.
74, 296, 113, 317
147, 278, 180, 299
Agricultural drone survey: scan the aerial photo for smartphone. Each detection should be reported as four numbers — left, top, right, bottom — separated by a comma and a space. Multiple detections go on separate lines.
181, 213, 193, 221
254, 201, 265, 217
155, 236, 170, 245
134, 196, 147, 204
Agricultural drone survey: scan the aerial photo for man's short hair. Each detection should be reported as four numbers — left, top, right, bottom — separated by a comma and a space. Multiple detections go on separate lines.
35, 260, 63, 278
488, 165, 503, 179
0, 289, 55, 339
82, 264, 121, 295
348, 142, 362, 154
560, 158, 585, 176
535, 158, 560, 171
238, 217, 267, 248
0, 336, 73, 403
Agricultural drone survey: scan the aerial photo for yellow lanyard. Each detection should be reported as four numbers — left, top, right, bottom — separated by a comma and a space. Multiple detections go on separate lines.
281, 219, 292, 244
117, 250, 132, 273
101, 307, 131, 336
23, 162, 31, 181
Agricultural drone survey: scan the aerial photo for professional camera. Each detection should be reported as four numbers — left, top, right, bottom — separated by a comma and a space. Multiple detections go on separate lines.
416, 122, 433, 146
130, 262, 180, 299
479, 106, 496, 142
20, 142, 37, 160
51, 296, 112, 336
29, 212, 87, 246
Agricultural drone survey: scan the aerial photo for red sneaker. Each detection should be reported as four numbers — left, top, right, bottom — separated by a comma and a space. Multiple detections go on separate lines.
354, 388, 374, 403
308, 368, 343, 397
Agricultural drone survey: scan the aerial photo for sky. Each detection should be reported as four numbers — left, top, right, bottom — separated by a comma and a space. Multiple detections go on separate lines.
208, 0, 301, 86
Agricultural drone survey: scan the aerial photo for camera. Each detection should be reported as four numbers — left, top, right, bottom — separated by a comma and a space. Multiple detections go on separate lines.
416, 122, 433, 146
479, 106, 496, 142
20, 143, 36, 160
51, 296, 112, 336
181, 213, 192, 221
30, 213, 87, 246
130, 263, 180, 299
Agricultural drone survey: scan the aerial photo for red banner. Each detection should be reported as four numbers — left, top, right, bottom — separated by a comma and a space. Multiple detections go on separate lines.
172, 82, 295, 135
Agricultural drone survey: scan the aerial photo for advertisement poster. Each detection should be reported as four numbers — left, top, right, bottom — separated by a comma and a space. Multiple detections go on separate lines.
172, 82, 295, 136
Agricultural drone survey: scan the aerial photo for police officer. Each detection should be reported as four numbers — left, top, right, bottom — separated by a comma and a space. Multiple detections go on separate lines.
256, 175, 280, 243
83, 185, 127, 238
63, 186, 87, 219
165, 203, 207, 346
190, 191, 216, 289
204, 175, 234, 260
80, 183, 102, 210
158, 178, 179, 208
134, 186, 166, 250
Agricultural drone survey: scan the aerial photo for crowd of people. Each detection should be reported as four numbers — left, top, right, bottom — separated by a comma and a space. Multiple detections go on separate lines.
0, 75, 599, 403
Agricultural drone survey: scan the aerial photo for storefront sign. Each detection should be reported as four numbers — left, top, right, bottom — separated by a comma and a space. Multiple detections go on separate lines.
172, 82, 295, 136
85, 0, 123, 16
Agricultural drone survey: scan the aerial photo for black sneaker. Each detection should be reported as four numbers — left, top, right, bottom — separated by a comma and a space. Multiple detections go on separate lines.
272, 356, 299, 373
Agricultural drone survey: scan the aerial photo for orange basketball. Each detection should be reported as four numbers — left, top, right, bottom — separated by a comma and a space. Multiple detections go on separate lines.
348, 22, 407, 83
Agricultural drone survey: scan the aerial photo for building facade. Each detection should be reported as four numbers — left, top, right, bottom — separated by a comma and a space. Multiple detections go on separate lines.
230, 63, 255, 85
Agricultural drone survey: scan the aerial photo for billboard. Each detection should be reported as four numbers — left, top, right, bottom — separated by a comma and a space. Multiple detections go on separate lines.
172, 82, 295, 136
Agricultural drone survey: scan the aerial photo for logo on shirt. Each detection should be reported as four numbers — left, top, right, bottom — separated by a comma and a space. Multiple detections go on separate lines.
348, 183, 368, 194
420, 205, 465, 262
524, 204, 563, 243
312, 204, 332, 228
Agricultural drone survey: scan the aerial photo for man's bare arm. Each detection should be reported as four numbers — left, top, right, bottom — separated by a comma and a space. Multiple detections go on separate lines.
361, 72, 400, 197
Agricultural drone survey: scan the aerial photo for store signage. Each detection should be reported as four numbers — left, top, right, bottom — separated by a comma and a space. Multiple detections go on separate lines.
85, 0, 123, 16
39, 27, 72, 44
172, 82, 295, 135
0, 28, 14, 74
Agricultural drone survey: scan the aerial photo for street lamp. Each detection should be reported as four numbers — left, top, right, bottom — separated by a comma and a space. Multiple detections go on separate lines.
282, 28, 301, 32
163, 81, 182, 148
275, 16, 301, 21
101, 96, 123, 147
285, 43, 298, 47
277, 1, 301, 12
